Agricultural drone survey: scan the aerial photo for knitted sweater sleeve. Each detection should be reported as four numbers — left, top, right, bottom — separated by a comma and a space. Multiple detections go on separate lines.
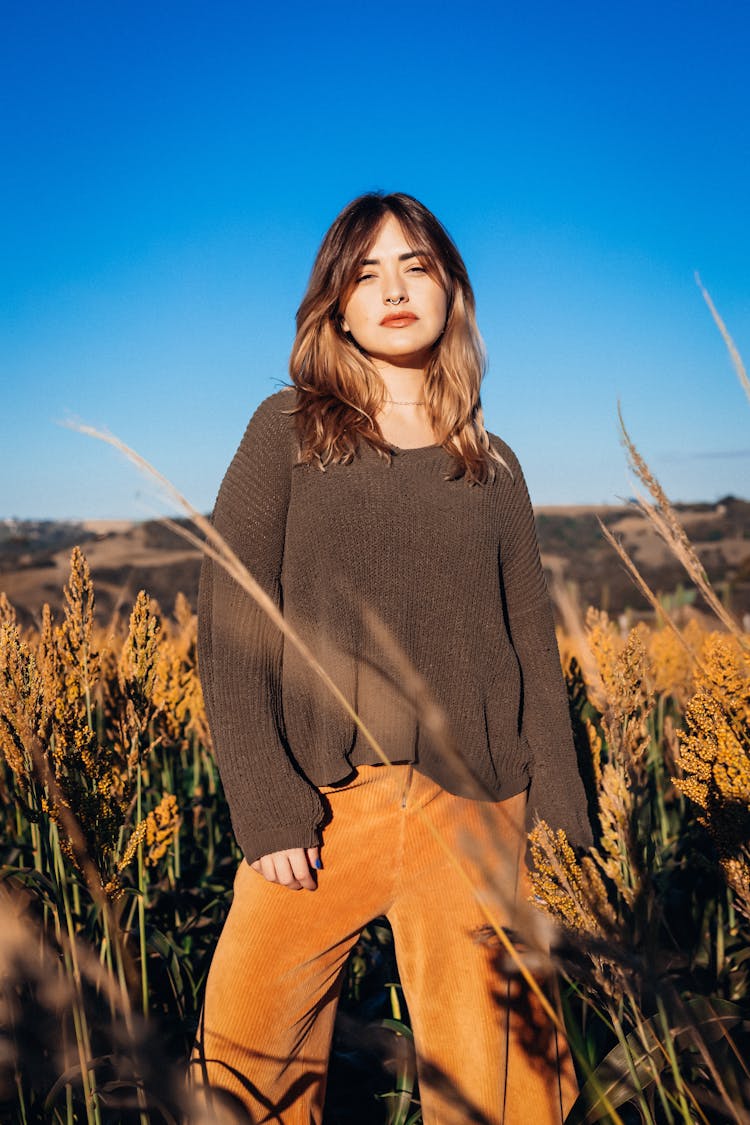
196, 394, 326, 864
498, 447, 594, 851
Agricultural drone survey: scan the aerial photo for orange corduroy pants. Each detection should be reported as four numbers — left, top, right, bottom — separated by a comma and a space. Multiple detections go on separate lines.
188, 764, 578, 1124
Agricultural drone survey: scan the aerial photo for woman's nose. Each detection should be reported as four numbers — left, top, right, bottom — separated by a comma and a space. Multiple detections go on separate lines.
382, 271, 407, 304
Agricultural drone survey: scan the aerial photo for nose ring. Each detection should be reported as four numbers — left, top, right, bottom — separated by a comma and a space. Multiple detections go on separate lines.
385, 296, 404, 305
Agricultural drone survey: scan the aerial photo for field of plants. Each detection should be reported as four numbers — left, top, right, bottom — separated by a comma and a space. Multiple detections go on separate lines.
1, 311, 748, 1123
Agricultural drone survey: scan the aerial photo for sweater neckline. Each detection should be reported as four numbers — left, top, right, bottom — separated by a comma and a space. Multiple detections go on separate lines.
391, 442, 444, 455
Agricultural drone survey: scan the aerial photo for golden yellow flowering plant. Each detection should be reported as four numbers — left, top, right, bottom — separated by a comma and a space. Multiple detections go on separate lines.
0, 549, 183, 898
673, 632, 750, 914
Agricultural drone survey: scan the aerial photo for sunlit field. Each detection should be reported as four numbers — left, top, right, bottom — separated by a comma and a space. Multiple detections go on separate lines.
2, 532, 748, 1123
2, 304, 748, 1123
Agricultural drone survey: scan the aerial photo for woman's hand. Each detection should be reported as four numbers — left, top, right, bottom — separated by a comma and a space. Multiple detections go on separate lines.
249, 846, 322, 891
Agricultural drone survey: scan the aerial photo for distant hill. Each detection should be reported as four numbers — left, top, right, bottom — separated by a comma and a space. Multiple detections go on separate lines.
2, 498, 749, 627
0, 517, 203, 627
532, 496, 750, 622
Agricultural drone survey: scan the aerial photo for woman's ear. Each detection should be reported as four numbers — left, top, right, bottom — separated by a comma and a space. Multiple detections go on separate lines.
340, 315, 350, 333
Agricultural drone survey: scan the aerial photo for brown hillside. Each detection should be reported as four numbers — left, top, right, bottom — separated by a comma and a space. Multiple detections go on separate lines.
1, 497, 749, 627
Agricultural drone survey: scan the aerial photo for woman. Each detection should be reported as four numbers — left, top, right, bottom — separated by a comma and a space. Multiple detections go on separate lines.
191, 192, 593, 1124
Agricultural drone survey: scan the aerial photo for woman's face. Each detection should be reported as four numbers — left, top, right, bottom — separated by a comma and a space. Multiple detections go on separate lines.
340, 214, 448, 370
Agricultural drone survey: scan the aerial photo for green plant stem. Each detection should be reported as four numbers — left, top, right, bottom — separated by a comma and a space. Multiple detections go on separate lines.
137, 762, 149, 1017
389, 982, 402, 1021
650, 697, 670, 845
99, 907, 116, 1011
655, 996, 691, 1123
628, 993, 676, 1125
51, 823, 101, 1125
609, 1000, 656, 1125
14, 1070, 28, 1125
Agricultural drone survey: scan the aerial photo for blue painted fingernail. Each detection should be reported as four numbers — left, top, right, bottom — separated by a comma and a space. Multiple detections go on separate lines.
314, 858, 323, 869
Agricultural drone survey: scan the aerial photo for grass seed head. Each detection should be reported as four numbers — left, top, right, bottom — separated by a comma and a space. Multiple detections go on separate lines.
119, 590, 162, 738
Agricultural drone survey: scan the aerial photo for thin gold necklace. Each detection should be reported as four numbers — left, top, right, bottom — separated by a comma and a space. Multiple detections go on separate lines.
386, 399, 424, 405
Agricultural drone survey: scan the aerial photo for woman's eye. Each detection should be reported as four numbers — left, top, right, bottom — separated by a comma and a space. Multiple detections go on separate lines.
407, 265, 426, 274
356, 272, 375, 283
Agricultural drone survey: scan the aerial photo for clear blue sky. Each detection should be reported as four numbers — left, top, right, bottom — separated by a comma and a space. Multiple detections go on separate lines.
3, 0, 749, 520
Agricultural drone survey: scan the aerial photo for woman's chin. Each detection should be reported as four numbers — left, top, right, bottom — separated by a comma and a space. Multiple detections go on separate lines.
368, 346, 434, 370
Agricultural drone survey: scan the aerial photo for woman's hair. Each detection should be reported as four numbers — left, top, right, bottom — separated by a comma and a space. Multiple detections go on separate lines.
286, 191, 511, 485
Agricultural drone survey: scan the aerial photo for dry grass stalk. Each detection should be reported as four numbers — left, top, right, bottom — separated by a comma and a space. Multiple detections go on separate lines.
0, 881, 178, 1118
66, 421, 396, 773
355, 609, 557, 968
68, 424, 582, 1063
616, 402, 745, 646
695, 272, 750, 406
528, 302, 750, 1121
596, 512, 709, 666
548, 574, 609, 713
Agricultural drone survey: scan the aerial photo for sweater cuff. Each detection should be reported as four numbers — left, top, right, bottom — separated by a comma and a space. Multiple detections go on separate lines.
237, 820, 324, 866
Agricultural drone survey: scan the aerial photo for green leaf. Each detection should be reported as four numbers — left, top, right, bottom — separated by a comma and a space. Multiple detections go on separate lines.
565, 998, 746, 1124
376, 1018, 416, 1125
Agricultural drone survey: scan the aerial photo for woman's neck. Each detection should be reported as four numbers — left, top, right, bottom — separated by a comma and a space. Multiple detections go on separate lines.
374, 375, 437, 447
374, 364, 426, 405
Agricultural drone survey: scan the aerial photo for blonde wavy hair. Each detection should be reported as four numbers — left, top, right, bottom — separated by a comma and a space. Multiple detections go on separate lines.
286, 191, 512, 486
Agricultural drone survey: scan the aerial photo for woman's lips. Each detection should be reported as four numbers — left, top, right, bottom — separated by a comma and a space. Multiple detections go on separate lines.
380, 314, 418, 326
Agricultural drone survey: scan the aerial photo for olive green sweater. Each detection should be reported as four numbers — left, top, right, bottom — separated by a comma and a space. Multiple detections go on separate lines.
197, 387, 593, 863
